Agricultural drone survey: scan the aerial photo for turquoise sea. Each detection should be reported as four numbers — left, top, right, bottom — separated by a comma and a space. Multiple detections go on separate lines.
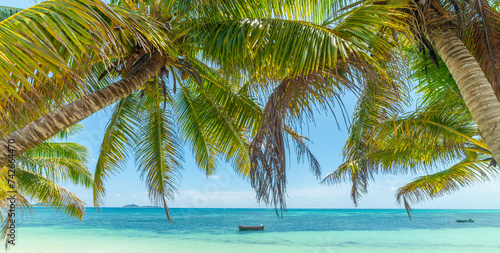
9, 208, 500, 252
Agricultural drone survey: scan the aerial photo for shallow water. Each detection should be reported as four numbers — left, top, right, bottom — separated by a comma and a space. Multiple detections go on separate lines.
9, 208, 500, 252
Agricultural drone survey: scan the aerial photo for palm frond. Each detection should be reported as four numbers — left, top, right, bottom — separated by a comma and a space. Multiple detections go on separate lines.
15, 168, 86, 219
189, 1, 406, 84
18, 142, 93, 187
54, 124, 85, 140
0, 5, 23, 22
323, 108, 482, 202
178, 61, 260, 176
324, 43, 479, 205
177, 0, 352, 25
94, 93, 140, 207
135, 86, 183, 222
175, 83, 220, 175
322, 158, 370, 205
284, 126, 321, 179
396, 158, 499, 218
0, 187, 31, 250
461, 0, 500, 101
249, 70, 347, 212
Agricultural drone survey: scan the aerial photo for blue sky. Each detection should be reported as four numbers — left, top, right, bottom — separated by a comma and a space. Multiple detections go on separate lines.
3, 0, 500, 209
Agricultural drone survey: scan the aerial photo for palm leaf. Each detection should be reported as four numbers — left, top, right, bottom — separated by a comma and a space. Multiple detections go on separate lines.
175, 83, 220, 175
54, 124, 85, 140
19, 142, 93, 187
461, 0, 500, 100
135, 85, 183, 222
0, 5, 23, 22
179, 61, 260, 176
188, 1, 406, 84
396, 158, 499, 217
94, 93, 140, 207
15, 168, 86, 219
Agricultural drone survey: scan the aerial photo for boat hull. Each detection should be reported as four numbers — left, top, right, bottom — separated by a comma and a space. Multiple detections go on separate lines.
456, 219, 474, 222
238, 226, 264, 230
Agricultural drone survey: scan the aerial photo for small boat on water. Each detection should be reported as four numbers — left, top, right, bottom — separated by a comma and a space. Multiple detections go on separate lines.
238, 225, 265, 230
456, 219, 474, 223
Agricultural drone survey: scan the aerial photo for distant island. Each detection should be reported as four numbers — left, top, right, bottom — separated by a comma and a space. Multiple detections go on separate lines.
121, 204, 161, 208
32, 203, 51, 207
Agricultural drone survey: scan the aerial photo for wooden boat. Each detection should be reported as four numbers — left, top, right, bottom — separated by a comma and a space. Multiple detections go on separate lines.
238, 225, 265, 230
456, 219, 474, 222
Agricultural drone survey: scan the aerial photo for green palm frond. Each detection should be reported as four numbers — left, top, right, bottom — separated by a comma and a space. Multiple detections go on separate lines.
15, 167, 86, 219
0, 136, 90, 248
0, 5, 23, 22
343, 79, 410, 155
94, 93, 140, 207
410, 49, 465, 110
323, 109, 481, 203
0, 168, 32, 215
172, 0, 342, 24
191, 82, 252, 176
135, 86, 183, 222
175, 83, 221, 175
54, 124, 85, 140
0, 183, 31, 250
189, 1, 406, 84
322, 59, 409, 204
178, 64, 260, 176
19, 142, 92, 187
396, 158, 499, 217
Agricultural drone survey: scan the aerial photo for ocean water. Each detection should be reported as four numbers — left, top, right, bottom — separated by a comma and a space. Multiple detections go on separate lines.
8, 208, 500, 252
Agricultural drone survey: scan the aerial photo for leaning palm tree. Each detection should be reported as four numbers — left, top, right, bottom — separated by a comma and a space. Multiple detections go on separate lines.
0, 0, 263, 222
324, 47, 500, 217
0, 0, 405, 217
392, 0, 500, 176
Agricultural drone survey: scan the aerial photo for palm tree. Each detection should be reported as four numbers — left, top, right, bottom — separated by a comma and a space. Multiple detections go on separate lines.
396, 0, 500, 175
0, 0, 404, 217
0, 0, 263, 221
0, 0, 173, 166
323, 47, 500, 216
1, 125, 92, 247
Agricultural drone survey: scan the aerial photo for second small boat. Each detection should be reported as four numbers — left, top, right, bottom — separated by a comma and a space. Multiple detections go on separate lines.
456, 219, 474, 223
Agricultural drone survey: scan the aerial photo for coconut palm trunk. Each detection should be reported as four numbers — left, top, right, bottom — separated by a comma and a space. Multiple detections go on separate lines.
426, 28, 500, 164
0, 52, 165, 168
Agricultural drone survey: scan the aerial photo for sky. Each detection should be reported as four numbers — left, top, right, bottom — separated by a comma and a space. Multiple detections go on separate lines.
3, 0, 500, 210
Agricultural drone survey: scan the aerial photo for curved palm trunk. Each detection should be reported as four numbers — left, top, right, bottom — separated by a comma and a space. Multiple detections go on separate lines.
427, 29, 500, 163
0, 52, 165, 168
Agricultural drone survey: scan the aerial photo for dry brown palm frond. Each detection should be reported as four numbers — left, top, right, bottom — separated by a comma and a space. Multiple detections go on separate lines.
249, 73, 339, 214
461, 0, 500, 101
